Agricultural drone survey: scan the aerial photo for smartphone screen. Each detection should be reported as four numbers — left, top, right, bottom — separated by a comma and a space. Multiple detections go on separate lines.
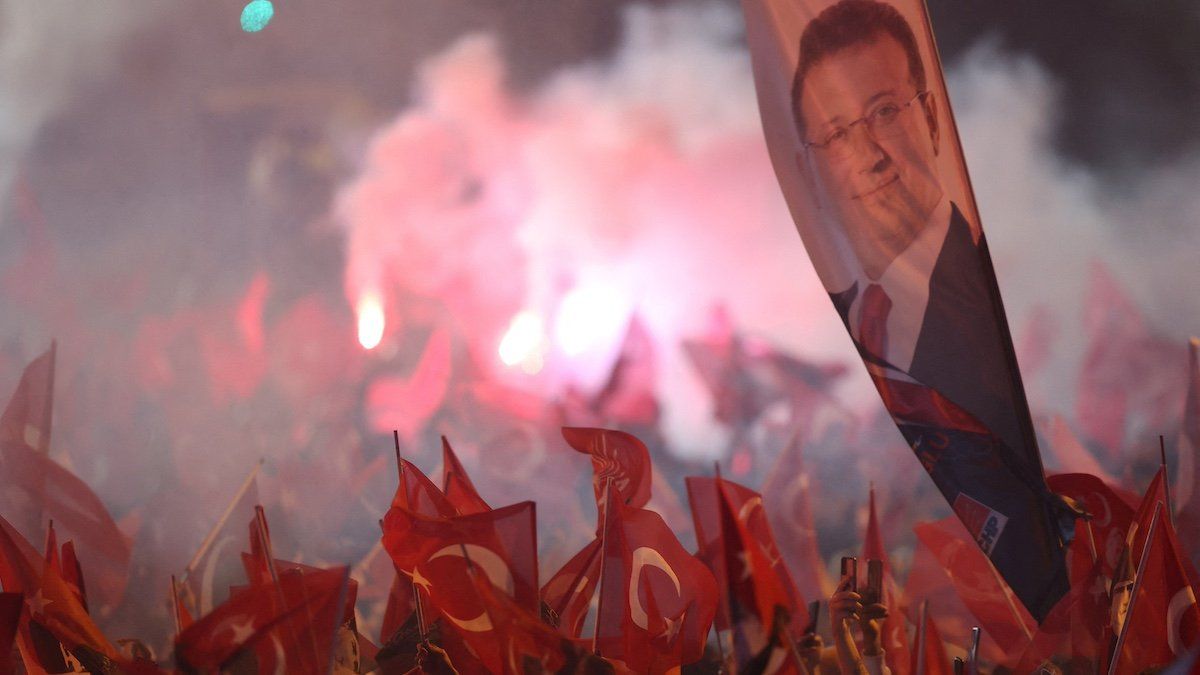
865, 559, 883, 605
840, 556, 857, 592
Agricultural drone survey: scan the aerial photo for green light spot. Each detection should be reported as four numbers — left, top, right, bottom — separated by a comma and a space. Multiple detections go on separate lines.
240, 0, 274, 32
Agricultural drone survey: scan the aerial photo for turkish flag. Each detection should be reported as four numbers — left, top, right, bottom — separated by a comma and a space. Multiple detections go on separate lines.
441, 436, 490, 515
541, 538, 602, 638
0, 342, 54, 454
175, 565, 351, 675
179, 470, 260, 617
461, 566, 568, 674
862, 488, 912, 675
760, 434, 834, 605
0, 344, 131, 612
393, 457, 458, 518
381, 500, 539, 612
1046, 473, 1136, 584
1013, 531, 1108, 672
912, 517, 1036, 656
1109, 503, 1200, 674
594, 503, 718, 673
562, 427, 652, 513
687, 475, 805, 667
909, 601, 952, 675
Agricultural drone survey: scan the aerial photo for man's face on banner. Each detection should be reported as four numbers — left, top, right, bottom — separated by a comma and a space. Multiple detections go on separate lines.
796, 34, 943, 280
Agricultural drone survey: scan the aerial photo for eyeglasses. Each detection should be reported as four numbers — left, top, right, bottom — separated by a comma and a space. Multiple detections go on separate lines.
803, 91, 929, 158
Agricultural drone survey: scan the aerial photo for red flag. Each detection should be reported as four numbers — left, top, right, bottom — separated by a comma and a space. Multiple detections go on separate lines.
1047, 473, 1137, 585
459, 564, 568, 674
394, 457, 458, 518
175, 565, 351, 675
541, 538, 602, 637
594, 503, 719, 673
1013, 532, 1109, 672
1175, 337, 1200, 559
0, 514, 119, 670
1109, 504, 1200, 674
381, 501, 540, 612
760, 434, 834, 604
441, 436, 490, 515
381, 502, 539, 672
0, 342, 54, 454
562, 427, 652, 512
862, 487, 912, 675
687, 475, 805, 667
179, 466, 260, 617
912, 517, 1036, 656
909, 601, 952, 675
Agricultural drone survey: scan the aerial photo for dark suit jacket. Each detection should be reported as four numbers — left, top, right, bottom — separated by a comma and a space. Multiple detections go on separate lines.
829, 203, 1068, 621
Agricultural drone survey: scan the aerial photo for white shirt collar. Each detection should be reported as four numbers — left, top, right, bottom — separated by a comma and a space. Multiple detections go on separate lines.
847, 196, 953, 373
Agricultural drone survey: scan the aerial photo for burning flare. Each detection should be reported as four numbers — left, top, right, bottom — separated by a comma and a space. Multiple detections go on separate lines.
356, 292, 386, 350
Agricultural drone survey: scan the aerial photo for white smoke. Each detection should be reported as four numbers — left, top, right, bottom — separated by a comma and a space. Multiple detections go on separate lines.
339, 3, 1200, 458
0, 0, 164, 209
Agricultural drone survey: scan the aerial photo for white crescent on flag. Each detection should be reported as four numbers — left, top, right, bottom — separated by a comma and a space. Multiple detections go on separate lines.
422, 544, 515, 633
628, 546, 681, 630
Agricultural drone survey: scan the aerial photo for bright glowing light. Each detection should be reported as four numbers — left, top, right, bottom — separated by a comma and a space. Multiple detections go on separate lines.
554, 285, 628, 357
498, 311, 546, 370
356, 292, 386, 350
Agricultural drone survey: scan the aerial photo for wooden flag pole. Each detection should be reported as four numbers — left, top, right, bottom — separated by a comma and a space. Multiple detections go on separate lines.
183, 458, 263, 579
394, 429, 404, 481
169, 575, 184, 640
1161, 435, 1176, 527
1107, 502, 1164, 675
591, 477, 615, 656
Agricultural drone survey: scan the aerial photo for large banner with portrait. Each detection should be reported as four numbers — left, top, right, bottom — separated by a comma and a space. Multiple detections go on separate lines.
741, 0, 1070, 620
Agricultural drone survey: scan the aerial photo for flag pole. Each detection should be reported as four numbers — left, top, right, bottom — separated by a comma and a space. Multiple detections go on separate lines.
591, 476, 615, 656
1160, 435, 1176, 527
183, 458, 263, 578
1107, 502, 1164, 675
394, 429, 404, 482
914, 600, 928, 674
170, 575, 184, 640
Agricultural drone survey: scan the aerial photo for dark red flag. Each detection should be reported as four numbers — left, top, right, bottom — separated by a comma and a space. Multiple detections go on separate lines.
862, 487, 912, 675
687, 475, 805, 667
909, 601, 952, 675
912, 517, 1035, 656
179, 465, 260, 617
0, 342, 54, 454
382, 500, 540, 612
1109, 503, 1200, 674
1047, 473, 1136, 580
760, 434, 834, 604
562, 427, 652, 513
594, 503, 718, 673
441, 436, 490, 515
393, 457, 458, 518
541, 538, 602, 637
175, 565, 351, 675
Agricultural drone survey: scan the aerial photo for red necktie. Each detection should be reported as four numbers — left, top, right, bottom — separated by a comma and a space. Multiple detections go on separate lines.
858, 283, 988, 434
859, 283, 891, 361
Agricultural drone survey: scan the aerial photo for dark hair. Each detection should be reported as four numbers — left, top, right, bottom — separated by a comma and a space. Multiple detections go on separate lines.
790, 0, 926, 134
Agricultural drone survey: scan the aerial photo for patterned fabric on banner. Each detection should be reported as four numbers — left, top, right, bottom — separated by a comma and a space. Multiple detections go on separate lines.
739, 0, 1071, 620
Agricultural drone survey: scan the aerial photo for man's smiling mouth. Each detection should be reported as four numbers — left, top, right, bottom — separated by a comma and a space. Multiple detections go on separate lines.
852, 174, 898, 200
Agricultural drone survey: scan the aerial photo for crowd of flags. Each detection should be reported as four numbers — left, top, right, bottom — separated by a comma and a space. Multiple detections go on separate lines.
0, 338, 1198, 673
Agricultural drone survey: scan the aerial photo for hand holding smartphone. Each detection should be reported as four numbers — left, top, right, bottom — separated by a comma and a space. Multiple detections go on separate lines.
839, 556, 857, 592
